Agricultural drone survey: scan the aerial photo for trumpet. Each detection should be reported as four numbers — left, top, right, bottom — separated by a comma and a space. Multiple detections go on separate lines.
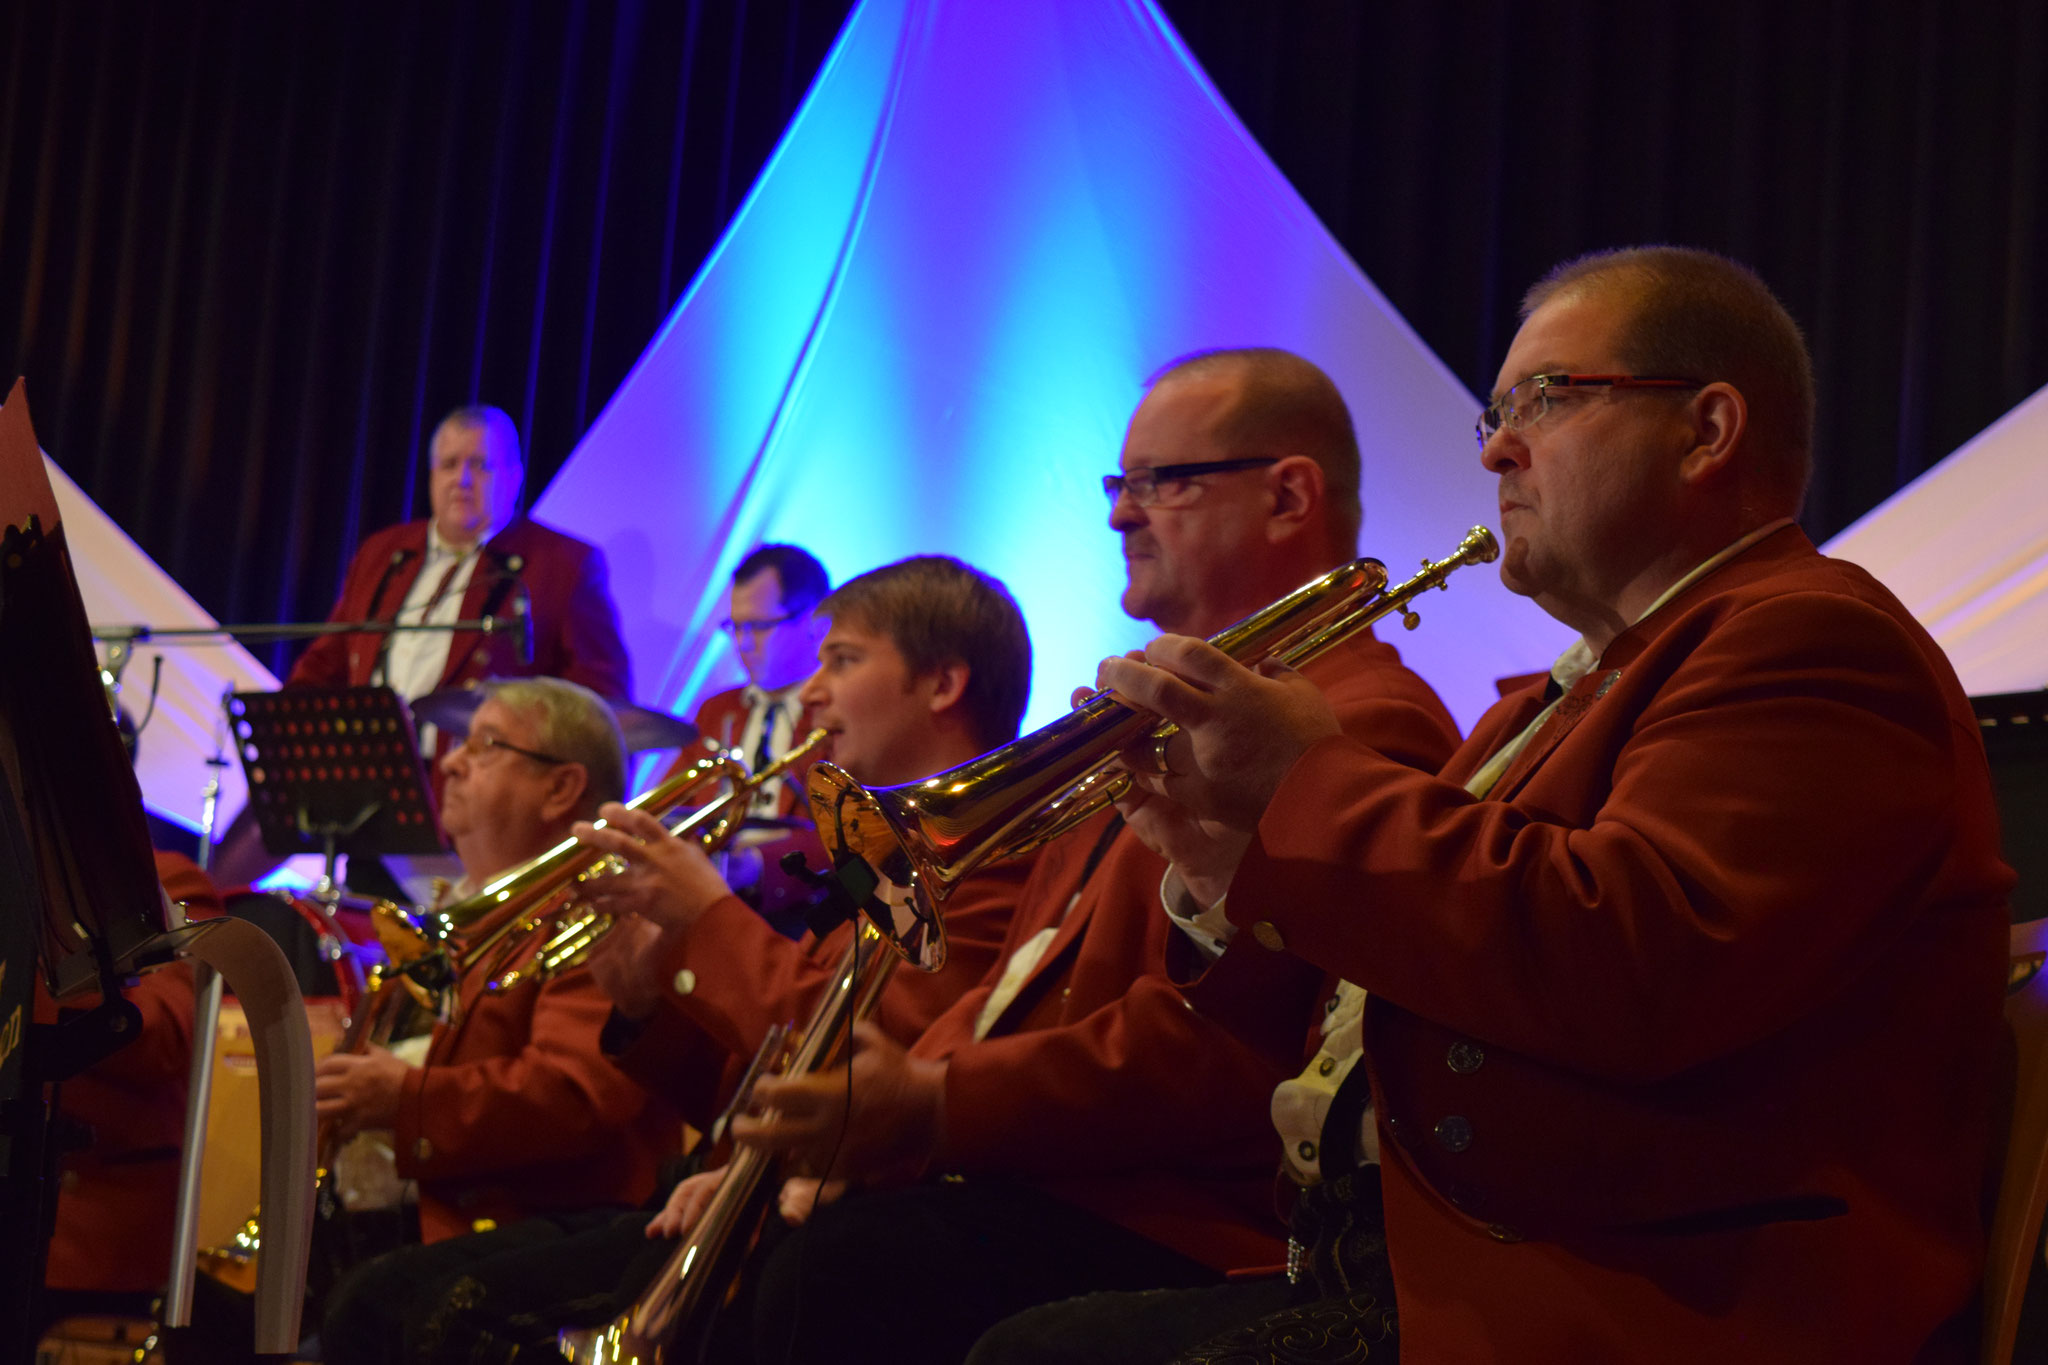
451, 727, 832, 994
559, 922, 898, 1365
808, 526, 1499, 972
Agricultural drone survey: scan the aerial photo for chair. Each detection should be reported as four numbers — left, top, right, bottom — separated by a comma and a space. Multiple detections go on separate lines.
1982, 916, 2048, 1364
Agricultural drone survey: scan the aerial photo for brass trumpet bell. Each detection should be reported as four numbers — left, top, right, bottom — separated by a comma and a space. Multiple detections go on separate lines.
465, 726, 832, 993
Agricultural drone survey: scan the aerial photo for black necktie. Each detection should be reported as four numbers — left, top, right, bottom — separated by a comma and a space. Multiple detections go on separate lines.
754, 700, 780, 774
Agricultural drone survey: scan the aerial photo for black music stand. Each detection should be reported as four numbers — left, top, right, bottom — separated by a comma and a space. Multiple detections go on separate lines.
0, 380, 171, 1354
227, 686, 445, 895
0, 378, 317, 1358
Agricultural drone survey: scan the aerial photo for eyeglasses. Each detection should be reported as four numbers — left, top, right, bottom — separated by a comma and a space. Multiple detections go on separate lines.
1102, 457, 1279, 509
458, 729, 569, 765
1476, 373, 1703, 449
720, 611, 804, 642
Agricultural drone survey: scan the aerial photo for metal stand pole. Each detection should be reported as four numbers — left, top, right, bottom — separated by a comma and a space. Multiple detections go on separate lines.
161, 962, 223, 1328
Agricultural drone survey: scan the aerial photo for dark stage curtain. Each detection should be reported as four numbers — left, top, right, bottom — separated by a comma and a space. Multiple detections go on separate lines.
2, 0, 2044, 676
1157, 0, 2048, 546
0, 0, 855, 678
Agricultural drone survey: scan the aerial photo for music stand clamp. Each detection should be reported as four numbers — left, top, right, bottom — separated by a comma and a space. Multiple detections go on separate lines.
228, 686, 446, 899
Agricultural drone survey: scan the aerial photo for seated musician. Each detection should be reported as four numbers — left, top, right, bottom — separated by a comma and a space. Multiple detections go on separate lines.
725, 349, 1463, 1365
317, 678, 679, 1363
1066, 248, 2012, 1363
215, 405, 634, 889
320, 554, 1035, 1365
583, 553, 1033, 1117
693, 542, 830, 783
682, 542, 833, 928
286, 406, 631, 705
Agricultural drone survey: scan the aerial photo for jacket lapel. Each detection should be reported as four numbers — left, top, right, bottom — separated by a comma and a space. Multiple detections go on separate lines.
982, 815, 1129, 1031
1487, 667, 1623, 802
440, 526, 524, 688
355, 527, 429, 686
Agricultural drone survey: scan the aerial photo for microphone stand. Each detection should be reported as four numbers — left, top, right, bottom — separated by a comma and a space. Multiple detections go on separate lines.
91, 613, 531, 648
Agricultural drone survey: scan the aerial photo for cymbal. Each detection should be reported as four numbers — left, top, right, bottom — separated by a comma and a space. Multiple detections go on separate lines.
612, 704, 699, 753
407, 686, 488, 735
409, 687, 699, 754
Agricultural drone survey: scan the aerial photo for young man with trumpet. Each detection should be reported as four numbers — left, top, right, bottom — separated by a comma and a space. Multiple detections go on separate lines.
730, 348, 1464, 1365
579, 553, 1036, 1132
1077, 250, 2012, 1363
328, 554, 1038, 1364
319, 677, 679, 1365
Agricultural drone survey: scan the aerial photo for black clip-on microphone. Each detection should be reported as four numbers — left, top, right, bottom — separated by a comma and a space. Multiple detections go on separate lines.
782, 850, 884, 941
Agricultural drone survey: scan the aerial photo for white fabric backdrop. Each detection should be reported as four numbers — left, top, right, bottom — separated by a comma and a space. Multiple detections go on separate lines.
534, 0, 1575, 737
1822, 381, 2048, 697
46, 454, 279, 833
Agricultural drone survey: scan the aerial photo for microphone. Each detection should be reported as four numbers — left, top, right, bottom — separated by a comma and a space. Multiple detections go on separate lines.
497, 553, 533, 665
513, 588, 534, 665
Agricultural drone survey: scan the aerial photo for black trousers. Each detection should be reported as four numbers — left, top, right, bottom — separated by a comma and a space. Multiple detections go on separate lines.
963, 1280, 1399, 1365
744, 1178, 1218, 1365
321, 1206, 663, 1365
961, 1166, 1398, 1365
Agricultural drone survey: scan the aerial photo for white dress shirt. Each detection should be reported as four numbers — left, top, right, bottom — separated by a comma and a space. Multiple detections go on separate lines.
735, 681, 805, 816
382, 523, 495, 703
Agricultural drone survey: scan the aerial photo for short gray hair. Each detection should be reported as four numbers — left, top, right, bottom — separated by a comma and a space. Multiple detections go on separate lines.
436, 404, 524, 466
478, 676, 626, 816
1522, 247, 1814, 515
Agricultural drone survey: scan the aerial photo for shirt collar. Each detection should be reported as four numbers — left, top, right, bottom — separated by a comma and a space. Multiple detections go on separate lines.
740, 679, 806, 712
1548, 518, 1796, 691
426, 517, 507, 562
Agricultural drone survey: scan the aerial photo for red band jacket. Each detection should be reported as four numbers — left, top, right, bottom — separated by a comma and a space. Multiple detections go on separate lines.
909, 630, 1460, 1272
286, 516, 631, 702
609, 857, 1030, 1133
41, 852, 221, 1292
394, 938, 680, 1243
1218, 527, 2011, 1362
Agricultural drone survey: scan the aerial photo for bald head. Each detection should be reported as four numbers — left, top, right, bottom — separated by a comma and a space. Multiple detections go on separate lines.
1147, 348, 1362, 558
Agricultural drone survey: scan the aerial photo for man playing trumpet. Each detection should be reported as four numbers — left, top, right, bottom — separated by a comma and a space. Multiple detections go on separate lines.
729, 348, 1464, 1365
319, 677, 679, 1365
332, 555, 1038, 1363
1078, 249, 2011, 1362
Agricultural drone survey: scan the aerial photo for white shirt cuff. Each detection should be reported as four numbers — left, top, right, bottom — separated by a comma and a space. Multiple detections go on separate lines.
1160, 865, 1234, 962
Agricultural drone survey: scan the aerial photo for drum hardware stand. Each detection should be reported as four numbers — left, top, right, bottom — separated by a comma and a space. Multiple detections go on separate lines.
169, 688, 234, 1324
196, 709, 232, 875
297, 801, 379, 909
